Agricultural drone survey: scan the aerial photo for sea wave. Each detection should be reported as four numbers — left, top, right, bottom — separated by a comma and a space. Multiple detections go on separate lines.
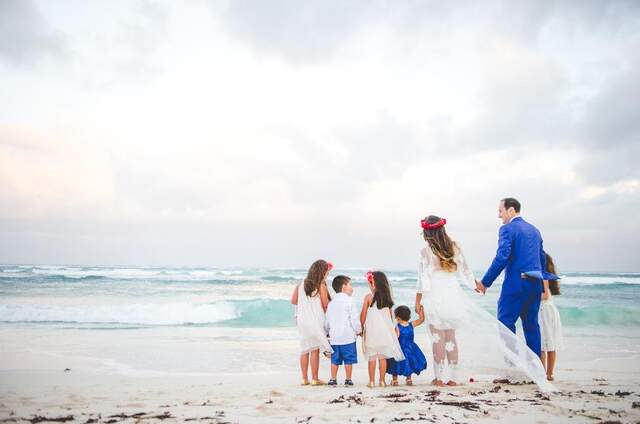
0, 298, 293, 328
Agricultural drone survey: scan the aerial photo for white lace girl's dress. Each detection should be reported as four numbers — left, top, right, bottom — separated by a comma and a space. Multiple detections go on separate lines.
363, 305, 405, 362
539, 297, 563, 351
295, 283, 333, 354
416, 243, 554, 392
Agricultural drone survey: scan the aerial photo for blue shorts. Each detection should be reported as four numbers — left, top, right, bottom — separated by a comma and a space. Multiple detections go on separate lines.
330, 342, 357, 365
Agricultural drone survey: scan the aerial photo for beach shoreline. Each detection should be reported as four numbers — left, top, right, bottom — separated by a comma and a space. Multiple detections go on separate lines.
1, 367, 639, 423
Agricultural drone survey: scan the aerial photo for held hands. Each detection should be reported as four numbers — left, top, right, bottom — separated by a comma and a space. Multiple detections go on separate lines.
474, 280, 487, 295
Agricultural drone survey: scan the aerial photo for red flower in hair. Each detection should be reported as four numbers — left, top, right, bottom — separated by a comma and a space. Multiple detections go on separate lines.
365, 271, 374, 283
421, 218, 447, 230
327, 261, 334, 271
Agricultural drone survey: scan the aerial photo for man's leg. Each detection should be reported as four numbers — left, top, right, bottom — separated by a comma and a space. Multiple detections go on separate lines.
497, 293, 525, 334
519, 282, 542, 356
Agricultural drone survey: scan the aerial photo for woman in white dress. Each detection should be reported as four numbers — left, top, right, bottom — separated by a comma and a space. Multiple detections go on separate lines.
291, 259, 333, 386
539, 254, 563, 381
415, 215, 554, 392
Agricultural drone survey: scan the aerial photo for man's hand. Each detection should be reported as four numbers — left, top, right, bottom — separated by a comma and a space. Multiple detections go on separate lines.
475, 280, 487, 295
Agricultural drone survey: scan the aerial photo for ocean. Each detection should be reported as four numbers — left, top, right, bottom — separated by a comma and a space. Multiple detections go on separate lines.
1, 265, 639, 375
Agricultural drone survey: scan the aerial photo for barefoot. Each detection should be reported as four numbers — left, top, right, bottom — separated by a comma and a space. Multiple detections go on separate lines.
547, 375, 554, 381
446, 380, 458, 386
431, 379, 445, 387
406, 378, 413, 386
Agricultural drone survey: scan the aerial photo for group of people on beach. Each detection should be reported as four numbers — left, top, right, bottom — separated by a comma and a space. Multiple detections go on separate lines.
291, 198, 564, 390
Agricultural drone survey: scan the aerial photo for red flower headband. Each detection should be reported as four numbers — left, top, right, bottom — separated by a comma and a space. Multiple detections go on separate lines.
326, 261, 333, 271
421, 218, 446, 230
365, 271, 374, 283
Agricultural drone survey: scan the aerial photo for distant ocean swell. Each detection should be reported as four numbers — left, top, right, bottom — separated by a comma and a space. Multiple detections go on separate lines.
1, 298, 638, 329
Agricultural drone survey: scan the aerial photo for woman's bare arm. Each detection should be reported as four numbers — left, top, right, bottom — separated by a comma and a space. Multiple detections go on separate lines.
360, 294, 372, 329
541, 280, 551, 301
319, 283, 330, 311
291, 284, 299, 305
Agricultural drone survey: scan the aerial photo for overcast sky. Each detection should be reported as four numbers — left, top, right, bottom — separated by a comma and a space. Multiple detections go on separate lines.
0, 0, 638, 271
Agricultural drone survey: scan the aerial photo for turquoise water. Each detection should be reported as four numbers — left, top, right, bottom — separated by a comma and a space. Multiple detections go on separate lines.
1, 265, 639, 330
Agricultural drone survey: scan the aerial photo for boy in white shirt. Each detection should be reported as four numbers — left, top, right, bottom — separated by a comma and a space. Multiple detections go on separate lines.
324, 275, 361, 386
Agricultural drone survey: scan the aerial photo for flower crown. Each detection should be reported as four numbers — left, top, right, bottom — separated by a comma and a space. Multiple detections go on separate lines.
365, 271, 374, 283
327, 261, 333, 271
421, 218, 446, 230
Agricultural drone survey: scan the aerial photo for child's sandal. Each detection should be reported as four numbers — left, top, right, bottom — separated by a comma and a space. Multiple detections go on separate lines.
366, 382, 375, 388
301, 379, 310, 386
311, 379, 326, 386
379, 381, 387, 387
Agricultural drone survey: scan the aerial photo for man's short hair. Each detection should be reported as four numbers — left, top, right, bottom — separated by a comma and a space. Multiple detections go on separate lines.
501, 197, 521, 213
332, 275, 351, 293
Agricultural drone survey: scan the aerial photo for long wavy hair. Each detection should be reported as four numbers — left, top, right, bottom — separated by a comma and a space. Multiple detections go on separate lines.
545, 253, 560, 296
303, 259, 330, 297
422, 215, 457, 272
370, 271, 394, 310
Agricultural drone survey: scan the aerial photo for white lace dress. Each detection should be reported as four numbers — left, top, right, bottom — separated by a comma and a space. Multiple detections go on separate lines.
416, 243, 554, 392
363, 305, 405, 361
539, 297, 563, 351
295, 283, 333, 354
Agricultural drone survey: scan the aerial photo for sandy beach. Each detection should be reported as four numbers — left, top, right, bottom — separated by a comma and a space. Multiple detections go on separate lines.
1, 325, 639, 423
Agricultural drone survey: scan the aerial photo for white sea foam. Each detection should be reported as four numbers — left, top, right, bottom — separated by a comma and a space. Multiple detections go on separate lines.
0, 301, 240, 326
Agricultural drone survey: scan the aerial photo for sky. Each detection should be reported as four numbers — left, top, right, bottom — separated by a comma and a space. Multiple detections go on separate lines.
0, 0, 639, 271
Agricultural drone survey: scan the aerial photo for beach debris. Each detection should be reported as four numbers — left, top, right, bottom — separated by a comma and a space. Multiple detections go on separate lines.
329, 394, 365, 406
422, 390, 440, 401
63, 368, 71, 372
633, 401, 640, 408
436, 401, 482, 412
614, 390, 631, 397
379, 392, 412, 403
535, 393, 550, 401
28, 416, 74, 423
593, 378, 607, 382
590, 390, 606, 396
107, 412, 146, 419
489, 385, 501, 393
296, 417, 312, 423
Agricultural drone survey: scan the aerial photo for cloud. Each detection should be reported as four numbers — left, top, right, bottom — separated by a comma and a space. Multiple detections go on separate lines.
0, 0, 67, 67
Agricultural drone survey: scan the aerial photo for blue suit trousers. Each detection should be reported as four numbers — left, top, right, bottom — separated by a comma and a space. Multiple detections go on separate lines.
497, 279, 542, 356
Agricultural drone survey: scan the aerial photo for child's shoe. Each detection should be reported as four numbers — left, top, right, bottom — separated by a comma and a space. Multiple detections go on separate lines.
328, 379, 337, 386
344, 379, 354, 386
311, 379, 326, 386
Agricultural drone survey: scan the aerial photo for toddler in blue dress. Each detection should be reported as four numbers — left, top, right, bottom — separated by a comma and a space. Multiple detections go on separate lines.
387, 305, 428, 386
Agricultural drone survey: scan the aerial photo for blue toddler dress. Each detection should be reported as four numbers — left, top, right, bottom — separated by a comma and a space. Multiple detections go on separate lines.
387, 323, 427, 377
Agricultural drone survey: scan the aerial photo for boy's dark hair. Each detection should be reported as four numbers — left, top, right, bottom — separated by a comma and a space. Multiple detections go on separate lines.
394, 305, 411, 321
331, 275, 351, 293
501, 197, 521, 213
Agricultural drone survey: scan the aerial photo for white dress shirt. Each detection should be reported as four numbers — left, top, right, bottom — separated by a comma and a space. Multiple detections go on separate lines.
324, 292, 362, 345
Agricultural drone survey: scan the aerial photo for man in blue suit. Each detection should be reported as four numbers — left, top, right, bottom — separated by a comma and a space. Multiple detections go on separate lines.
475, 198, 549, 357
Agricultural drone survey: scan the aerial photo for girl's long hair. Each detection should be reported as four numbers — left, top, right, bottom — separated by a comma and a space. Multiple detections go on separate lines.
422, 215, 457, 272
303, 259, 330, 297
370, 271, 394, 309
545, 253, 560, 296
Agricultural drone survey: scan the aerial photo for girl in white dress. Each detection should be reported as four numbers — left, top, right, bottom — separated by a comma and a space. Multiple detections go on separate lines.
290, 259, 333, 386
360, 271, 404, 388
539, 254, 563, 381
414, 215, 554, 392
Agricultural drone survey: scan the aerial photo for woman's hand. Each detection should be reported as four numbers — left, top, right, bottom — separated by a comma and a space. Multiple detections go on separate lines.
414, 292, 422, 313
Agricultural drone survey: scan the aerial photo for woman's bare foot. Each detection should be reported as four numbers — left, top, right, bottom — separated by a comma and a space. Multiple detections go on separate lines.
446, 380, 458, 386
431, 379, 445, 387
406, 378, 413, 386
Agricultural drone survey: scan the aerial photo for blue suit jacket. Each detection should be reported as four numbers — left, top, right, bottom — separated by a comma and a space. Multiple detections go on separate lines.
481, 217, 547, 296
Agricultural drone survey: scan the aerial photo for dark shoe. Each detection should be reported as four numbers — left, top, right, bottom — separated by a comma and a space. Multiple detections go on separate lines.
344, 379, 354, 386
328, 379, 337, 386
